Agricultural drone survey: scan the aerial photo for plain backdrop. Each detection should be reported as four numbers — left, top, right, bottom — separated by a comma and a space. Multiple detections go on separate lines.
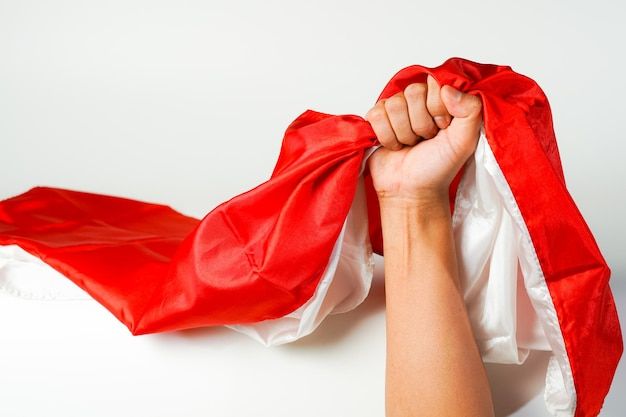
1, 1, 624, 416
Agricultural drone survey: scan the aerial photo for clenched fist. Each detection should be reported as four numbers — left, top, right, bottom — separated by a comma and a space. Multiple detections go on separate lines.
366, 74, 483, 204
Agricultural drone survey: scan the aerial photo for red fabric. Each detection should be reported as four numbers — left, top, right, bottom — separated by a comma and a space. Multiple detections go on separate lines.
0, 57, 621, 416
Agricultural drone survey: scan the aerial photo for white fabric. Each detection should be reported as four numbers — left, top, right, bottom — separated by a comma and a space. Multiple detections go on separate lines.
0, 126, 575, 416
227, 173, 374, 345
0, 244, 91, 301
460, 126, 575, 416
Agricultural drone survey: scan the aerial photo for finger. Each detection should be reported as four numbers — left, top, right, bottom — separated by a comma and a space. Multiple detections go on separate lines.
404, 82, 439, 140
365, 100, 403, 150
440, 84, 483, 160
384, 92, 419, 146
426, 74, 452, 129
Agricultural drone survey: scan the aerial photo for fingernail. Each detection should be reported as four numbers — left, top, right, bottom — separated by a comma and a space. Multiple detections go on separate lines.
434, 115, 448, 129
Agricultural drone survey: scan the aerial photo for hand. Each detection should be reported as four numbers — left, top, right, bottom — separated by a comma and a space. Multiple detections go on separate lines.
365, 75, 483, 205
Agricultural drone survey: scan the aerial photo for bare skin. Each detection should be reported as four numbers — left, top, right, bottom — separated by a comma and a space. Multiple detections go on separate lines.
366, 75, 495, 417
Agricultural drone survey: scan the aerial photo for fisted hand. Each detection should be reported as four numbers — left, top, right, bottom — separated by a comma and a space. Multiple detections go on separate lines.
366, 74, 483, 204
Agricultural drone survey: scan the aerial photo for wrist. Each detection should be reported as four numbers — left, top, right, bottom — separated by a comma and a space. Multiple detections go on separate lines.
378, 189, 456, 284
377, 188, 450, 215
379, 196, 452, 242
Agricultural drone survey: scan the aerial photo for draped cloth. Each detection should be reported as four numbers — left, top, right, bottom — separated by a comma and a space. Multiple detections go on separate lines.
0, 57, 622, 417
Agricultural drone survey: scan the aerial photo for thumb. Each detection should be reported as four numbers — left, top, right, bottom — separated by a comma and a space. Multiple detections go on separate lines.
440, 84, 483, 159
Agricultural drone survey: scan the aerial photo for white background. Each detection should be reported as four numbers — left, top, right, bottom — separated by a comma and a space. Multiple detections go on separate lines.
1, 1, 624, 416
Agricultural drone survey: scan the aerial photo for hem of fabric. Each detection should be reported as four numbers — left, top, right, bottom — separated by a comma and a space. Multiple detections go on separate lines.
479, 126, 577, 416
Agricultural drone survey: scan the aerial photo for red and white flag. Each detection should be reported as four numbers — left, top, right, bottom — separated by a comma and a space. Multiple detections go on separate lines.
0, 57, 622, 417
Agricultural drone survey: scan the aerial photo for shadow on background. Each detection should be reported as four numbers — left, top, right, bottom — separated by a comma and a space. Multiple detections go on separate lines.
158, 255, 388, 346
155, 261, 626, 417
287, 256, 387, 349
486, 350, 552, 416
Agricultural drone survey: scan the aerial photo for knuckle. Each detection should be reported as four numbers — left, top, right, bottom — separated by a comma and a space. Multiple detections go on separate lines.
366, 105, 386, 122
404, 83, 426, 100
383, 94, 406, 113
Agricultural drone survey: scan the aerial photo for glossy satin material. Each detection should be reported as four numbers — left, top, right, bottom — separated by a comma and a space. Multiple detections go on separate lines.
0, 57, 622, 417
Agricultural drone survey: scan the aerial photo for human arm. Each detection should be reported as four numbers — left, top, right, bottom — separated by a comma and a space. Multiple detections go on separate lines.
366, 76, 495, 417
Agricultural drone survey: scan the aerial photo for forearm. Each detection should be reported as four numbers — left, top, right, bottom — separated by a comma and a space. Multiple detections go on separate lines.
381, 194, 494, 417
